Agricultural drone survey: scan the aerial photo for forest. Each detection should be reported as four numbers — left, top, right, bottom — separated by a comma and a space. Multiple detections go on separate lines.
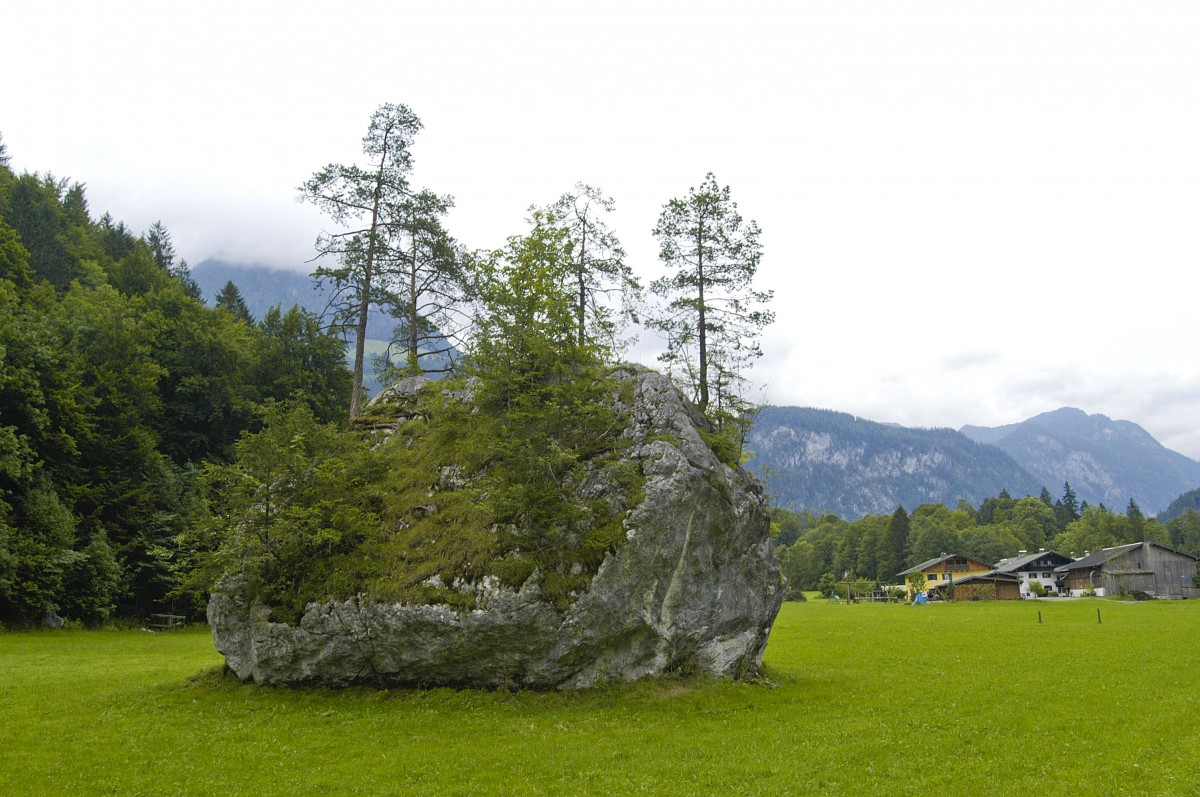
0, 103, 774, 627
772, 482, 1200, 592
0, 138, 354, 626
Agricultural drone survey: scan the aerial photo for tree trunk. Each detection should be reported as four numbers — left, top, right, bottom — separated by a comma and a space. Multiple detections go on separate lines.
696, 222, 708, 412
577, 217, 588, 347
407, 206, 420, 376
349, 152, 388, 421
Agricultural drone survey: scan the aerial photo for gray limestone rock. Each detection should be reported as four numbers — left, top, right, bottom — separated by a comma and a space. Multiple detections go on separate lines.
208, 366, 783, 689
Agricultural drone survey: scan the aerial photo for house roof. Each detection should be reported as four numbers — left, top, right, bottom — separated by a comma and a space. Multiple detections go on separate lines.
1055, 541, 1199, 572
925, 570, 1020, 589
897, 554, 989, 579
993, 550, 1074, 573
898, 556, 952, 578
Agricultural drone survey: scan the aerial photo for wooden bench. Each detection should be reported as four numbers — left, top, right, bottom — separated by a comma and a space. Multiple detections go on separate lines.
148, 613, 186, 631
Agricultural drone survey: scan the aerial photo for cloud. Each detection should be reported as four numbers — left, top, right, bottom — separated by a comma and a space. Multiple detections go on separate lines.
939, 351, 1001, 370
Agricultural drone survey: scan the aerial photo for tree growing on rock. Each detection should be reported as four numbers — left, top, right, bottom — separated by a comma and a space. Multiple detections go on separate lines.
384, 188, 469, 378
300, 103, 422, 421
540, 183, 640, 351
647, 173, 773, 434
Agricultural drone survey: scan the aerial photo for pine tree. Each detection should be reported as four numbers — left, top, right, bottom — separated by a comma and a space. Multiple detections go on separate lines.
146, 221, 176, 271
386, 188, 469, 377
543, 183, 639, 350
215, 280, 253, 325
647, 173, 773, 433
883, 506, 910, 581
300, 102, 422, 420
1127, 498, 1145, 542
1056, 482, 1080, 528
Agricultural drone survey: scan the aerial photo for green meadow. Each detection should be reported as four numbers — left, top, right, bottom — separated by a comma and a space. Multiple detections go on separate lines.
2, 598, 1197, 796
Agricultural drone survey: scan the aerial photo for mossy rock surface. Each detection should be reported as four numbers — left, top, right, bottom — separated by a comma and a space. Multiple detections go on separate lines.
209, 367, 783, 689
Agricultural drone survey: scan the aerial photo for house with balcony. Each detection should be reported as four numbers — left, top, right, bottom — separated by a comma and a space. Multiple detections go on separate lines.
993, 550, 1074, 598
897, 554, 992, 597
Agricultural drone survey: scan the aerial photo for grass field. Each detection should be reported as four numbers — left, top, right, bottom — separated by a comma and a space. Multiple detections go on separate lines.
2, 598, 1198, 796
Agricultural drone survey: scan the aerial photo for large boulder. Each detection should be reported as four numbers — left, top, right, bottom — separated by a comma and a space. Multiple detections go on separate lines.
208, 367, 783, 689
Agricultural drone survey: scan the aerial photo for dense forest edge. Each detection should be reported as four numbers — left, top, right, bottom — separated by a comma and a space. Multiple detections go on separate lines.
0, 137, 353, 627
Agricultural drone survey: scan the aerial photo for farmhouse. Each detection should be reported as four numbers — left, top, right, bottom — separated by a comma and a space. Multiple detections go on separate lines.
1055, 541, 1200, 599
994, 550, 1074, 598
897, 553, 992, 595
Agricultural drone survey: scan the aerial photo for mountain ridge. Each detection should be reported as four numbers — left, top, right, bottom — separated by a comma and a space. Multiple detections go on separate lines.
750, 405, 1199, 520
960, 407, 1200, 515
748, 406, 1042, 519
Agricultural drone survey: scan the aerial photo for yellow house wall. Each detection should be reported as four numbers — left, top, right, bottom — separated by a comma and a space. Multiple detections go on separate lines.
908, 559, 991, 596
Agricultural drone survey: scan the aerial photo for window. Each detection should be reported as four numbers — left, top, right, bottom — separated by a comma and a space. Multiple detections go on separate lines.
1043, 573, 1051, 579
928, 574, 938, 581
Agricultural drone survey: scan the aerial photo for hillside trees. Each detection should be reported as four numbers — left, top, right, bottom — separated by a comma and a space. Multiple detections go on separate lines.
5, 173, 98, 290
0, 149, 354, 625
1165, 510, 1200, 557
254, 305, 353, 423
648, 173, 773, 432
1054, 505, 1169, 556
906, 504, 974, 566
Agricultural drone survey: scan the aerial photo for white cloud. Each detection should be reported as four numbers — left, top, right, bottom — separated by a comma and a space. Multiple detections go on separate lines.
5, 0, 1199, 459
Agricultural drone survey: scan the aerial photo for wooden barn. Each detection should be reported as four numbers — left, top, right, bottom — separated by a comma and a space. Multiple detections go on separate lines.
1055, 541, 1200, 599
925, 570, 1021, 600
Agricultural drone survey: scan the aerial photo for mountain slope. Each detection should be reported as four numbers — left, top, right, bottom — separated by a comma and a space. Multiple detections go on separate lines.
748, 407, 1041, 519
960, 407, 1200, 515
191, 259, 394, 339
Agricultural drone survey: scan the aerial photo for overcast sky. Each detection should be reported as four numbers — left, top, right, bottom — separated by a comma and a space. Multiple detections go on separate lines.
5, 1, 1199, 458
